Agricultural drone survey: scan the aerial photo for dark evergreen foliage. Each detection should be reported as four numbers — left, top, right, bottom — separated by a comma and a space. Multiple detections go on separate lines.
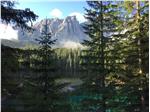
80, 1, 122, 112
116, 1, 149, 112
1, 1, 38, 30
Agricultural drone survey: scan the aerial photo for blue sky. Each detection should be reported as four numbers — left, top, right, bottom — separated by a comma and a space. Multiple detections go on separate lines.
16, 1, 88, 23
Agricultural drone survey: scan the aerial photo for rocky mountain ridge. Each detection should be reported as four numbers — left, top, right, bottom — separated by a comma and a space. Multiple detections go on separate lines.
17, 16, 89, 48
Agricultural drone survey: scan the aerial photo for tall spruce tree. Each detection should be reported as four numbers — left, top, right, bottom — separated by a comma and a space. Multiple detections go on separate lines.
35, 18, 57, 100
117, 1, 149, 112
35, 18, 72, 112
102, 1, 149, 112
34, 18, 59, 111
80, 1, 122, 112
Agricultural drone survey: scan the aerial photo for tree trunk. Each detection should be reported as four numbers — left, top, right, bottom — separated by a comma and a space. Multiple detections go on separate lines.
100, 1, 106, 112
135, 1, 146, 112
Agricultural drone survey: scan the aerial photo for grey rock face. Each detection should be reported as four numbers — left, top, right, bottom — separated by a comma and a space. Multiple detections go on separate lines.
17, 16, 89, 48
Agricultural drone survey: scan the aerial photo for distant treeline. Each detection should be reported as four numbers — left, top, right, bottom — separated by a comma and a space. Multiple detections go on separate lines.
2, 46, 82, 76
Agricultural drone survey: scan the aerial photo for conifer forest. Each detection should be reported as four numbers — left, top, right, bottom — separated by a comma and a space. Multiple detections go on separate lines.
1, 1, 149, 112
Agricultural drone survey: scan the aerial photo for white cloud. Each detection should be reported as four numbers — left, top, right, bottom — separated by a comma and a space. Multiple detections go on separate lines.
69, 12, 86, 23
0, 24, 18, 40
49, 8, 63, 18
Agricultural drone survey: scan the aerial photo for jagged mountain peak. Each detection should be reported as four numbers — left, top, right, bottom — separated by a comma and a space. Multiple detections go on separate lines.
16, 16, 89, 48
64, 16, 78, 22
